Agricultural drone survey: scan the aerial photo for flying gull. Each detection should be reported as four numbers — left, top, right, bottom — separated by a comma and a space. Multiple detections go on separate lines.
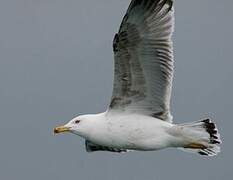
54, 0, 221, 156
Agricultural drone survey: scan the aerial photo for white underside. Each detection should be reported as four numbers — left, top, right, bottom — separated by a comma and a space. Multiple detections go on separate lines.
74, 112, 177, 151
67, 111, 221, 156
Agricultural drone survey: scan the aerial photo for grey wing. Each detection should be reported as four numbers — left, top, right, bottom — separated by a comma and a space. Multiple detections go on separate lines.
109, 0, 174, 122
85, 141, 129, 153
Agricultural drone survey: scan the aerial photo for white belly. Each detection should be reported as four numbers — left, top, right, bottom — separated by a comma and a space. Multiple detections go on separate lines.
86, 113, 174, 151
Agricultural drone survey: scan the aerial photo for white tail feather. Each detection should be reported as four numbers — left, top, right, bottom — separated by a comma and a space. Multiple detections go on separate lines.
178, 119, 221, 156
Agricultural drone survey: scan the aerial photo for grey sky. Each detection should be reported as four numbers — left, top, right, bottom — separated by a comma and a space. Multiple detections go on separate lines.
0, 0, 232, 179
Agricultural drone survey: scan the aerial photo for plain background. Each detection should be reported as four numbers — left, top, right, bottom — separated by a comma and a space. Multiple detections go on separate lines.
0, 0, 232, 179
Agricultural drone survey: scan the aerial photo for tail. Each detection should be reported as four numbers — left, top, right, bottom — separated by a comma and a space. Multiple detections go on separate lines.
178, 119, 221, 156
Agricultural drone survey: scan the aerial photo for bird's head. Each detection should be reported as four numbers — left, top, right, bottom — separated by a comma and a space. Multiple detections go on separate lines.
53, 115, 93, 136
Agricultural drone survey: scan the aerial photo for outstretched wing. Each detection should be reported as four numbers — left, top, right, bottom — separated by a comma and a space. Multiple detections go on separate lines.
109, 0, 174, 122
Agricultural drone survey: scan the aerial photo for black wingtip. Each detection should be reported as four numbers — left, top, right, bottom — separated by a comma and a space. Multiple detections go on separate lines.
202, 119, 221, 144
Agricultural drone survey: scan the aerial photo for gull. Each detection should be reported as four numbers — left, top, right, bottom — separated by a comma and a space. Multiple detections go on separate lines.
54, 0, 221, 156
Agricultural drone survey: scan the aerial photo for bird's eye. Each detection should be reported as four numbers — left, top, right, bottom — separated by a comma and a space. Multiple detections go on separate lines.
75, 120, 80, 124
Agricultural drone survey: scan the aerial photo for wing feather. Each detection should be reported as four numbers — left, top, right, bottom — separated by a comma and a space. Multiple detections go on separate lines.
109, 0, 174, 122
85, 141, 128, 153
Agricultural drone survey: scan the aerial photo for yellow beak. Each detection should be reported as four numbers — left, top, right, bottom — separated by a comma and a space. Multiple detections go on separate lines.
54, 126, 70, 134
